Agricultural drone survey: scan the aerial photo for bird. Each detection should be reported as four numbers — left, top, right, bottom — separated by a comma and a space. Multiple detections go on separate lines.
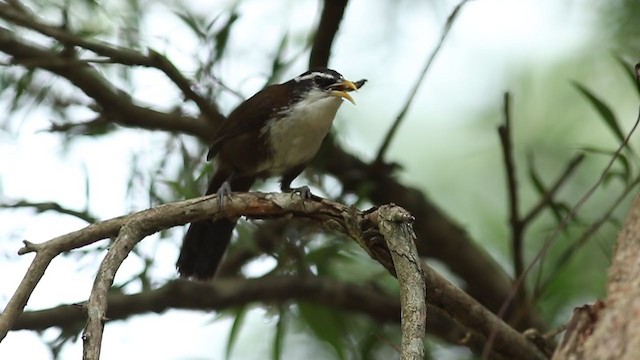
177, 68, 363, 279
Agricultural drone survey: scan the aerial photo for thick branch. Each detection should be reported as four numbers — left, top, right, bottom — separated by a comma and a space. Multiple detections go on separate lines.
0, 4, 221, 121
0, 27, 220, 138
309, 0, 349, 69
12, 276, 504, 358
318, 136, 545, 330
378, 205, 426, 360
423, 263, 546, 360
1, 192, 542, 360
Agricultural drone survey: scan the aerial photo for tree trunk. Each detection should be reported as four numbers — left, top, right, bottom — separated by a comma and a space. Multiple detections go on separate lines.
553, 194, 640, 359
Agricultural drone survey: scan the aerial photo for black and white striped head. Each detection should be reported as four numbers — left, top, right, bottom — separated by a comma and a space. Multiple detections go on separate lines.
288, 68, 358, 105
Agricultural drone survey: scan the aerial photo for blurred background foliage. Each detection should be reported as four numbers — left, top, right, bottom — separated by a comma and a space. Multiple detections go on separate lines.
1, 0, 640, 359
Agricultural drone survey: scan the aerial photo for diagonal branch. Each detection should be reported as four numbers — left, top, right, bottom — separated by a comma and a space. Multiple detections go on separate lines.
537, 175, 640, 297
521, 153, 585, 226
83, 223, 145, 360
374, 0, 472, 163
0, 199, 98, 223
309, 0, 349, 69
0, 27, 220, 138
318, 135, 546, 330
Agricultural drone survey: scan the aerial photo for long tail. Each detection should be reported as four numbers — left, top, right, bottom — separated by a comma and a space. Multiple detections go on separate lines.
177, 172, 255, 279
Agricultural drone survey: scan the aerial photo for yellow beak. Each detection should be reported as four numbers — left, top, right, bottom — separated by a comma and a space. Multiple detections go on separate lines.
329, 80, 358, 105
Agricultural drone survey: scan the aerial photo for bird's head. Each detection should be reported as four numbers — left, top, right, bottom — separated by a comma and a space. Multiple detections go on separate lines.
288, 68, 360, 105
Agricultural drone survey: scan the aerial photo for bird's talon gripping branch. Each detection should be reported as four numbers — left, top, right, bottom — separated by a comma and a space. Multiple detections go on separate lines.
287, 185, 312, 201
216, 181, 232, 208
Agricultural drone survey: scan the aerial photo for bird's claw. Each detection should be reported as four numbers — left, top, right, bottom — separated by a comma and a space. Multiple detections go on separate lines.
287, 185, 312, 201
216, 181, 232, 208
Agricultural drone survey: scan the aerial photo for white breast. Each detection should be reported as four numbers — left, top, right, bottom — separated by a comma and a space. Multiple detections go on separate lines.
262, 92, 342, 174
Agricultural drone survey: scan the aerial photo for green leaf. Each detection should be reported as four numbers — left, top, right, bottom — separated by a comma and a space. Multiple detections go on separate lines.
612, 53, 640, 97
272, 307, 286, 360
572, 81, 627, 147
10, 69, 35, 113
226, 306, 248, 359
214, 11, 239, 63
526, 153, 547, 197
526, 153, 570, 226
174, 10, 208, 39
298, 302, 345, 360
358, 325, 379, 360
266, 35, 289, 86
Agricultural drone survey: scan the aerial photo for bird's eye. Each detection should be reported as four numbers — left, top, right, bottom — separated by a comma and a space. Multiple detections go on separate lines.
314, 76, 335, 89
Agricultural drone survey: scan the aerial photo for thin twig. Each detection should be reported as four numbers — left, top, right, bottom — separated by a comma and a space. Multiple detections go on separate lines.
498, 92, 525, 279
374, 0, 472, 163
535, 175, 640, 298
1, 200, 98, 223
521, 153, 585, 226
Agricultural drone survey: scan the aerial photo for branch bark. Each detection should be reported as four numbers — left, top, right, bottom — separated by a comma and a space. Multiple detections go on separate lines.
309, 0, 349, 69
378, 205, 426, 360
11, 276, 504, 359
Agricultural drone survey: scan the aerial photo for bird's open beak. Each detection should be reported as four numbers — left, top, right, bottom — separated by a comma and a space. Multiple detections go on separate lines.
329, 80, 358, 105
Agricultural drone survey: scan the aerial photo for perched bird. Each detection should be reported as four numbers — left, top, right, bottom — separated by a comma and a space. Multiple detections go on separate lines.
177, 68, 363, 279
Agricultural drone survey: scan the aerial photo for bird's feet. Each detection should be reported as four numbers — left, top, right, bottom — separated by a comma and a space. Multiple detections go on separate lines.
216, 181, 232, 208
284, 185, 313, 201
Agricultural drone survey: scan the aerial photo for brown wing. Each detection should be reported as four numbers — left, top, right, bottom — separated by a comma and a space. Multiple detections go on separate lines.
206, 82, 291, 161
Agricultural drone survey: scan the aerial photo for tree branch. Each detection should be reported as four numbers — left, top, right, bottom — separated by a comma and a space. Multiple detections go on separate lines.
309, 0, 349, 69
521, 154, 585, 226
378, 205, 426, 360
498, 92, 524, 279
0, 199, 98, 223
374, 0, 471, 163
12, 276, 506, 359
0, 191, 543, 359
0, 27, 220, 138
83, 223, 145, 360
318, 136, 546, 330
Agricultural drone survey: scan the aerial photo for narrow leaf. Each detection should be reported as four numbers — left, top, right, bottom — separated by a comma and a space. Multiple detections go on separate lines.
226, 306, 248, 359
572, 82, 626, 146
272, 307, 286, 360
612, 53, 640, 97
298, 302, 345, 360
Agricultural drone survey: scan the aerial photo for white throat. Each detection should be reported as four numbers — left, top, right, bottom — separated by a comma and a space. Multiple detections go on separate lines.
262, 92, 343, 174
